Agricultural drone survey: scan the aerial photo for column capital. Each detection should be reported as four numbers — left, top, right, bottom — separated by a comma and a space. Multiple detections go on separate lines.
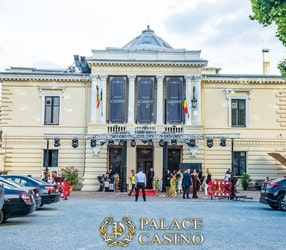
194, 75, 202, 81
99, 75, 107, 81
91, 75, 99, 81
128, 75, 136, 81
184, 75, 192, 81
156, 75, 164, 81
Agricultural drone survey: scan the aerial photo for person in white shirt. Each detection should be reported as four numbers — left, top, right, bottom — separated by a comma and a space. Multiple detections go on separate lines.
135, 168, 146, 201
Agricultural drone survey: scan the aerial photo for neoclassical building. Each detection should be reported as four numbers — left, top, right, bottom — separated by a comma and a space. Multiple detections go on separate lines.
0, 26, 285, 191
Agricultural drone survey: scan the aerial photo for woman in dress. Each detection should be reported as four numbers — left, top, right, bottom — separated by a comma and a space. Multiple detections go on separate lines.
166, 175, 177, 197
191, 169, 200, 198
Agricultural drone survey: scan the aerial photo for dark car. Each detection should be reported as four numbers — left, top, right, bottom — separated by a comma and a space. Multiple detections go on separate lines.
0, 184, 4, 223
0, 183, 36, 223
0, 177, 41, 209
1, 175, 61, 207
260, 177, 286, 211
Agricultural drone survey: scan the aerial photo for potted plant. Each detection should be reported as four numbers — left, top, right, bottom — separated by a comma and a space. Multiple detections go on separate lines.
241, 172, 251, 190
61, 166, 79, 187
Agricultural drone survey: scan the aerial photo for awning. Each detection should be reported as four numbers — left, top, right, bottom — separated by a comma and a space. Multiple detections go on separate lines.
268, 153, 286, 166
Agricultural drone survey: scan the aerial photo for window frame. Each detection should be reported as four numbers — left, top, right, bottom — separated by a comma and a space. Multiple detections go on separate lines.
226, 89, 251, 128
42, 94, 62, 125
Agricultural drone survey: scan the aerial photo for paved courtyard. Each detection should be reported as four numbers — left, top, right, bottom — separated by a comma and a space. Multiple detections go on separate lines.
0, 190, 284, 250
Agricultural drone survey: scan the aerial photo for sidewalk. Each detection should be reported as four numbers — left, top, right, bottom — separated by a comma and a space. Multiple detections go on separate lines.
70, 189, 261, 202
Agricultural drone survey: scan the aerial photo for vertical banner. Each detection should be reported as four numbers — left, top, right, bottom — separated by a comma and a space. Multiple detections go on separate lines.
109, 77, 127, 123
166, 77, 183, 124
137, 77, 154, 124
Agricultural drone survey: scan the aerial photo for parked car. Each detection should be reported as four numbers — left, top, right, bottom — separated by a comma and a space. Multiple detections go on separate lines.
0, 182, 36, 223
260, 177, 286, 211
0, 177, 41, 209
1, 175, 61, 207
0, 184, 4, 224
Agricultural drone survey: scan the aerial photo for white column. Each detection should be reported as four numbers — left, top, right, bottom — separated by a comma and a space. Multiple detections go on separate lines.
128, 75, 135, 124
156, 75, 164, 125
99, 75, 107, 123
90, 75, 97, 123
194, 75, 202, 124
184, 75, 192, 125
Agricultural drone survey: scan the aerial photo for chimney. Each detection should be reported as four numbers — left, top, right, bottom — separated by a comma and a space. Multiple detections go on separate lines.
262, 48, 270, 75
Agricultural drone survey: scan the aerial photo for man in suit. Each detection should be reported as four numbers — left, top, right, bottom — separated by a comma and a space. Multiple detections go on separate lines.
182, 169, 192, 199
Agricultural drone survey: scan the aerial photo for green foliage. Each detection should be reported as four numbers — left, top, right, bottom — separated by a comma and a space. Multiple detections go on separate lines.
61, 166, 79, 186
250, 0, 286, 77
241, 173, 252, 190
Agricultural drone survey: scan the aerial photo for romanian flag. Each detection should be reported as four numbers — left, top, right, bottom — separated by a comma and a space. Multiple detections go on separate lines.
183, 96, 188, 114
96, 86, 102, 109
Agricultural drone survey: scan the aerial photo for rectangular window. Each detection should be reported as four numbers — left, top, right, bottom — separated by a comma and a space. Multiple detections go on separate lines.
137, 77, 154, 124
44, 96, 60, 125
166, 77, 183, 125
43, 149, 58, 168
233, 151, 247, 176
231, 99, 246, 127
109, 77, 127, 124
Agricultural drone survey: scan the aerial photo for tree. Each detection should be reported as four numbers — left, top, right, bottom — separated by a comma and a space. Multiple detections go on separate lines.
250, 0, 286, 77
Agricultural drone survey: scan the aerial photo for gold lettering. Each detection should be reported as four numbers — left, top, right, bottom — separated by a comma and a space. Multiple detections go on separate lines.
180, 233, 191, 245
193, 218, 203, 230
169, 219, 181, 230
192, 233, 204, 245
140, 218, 149, 230
159, 218, 169, 230
150, 233, 162, 245
182, 218, 192, 230
138, 233, 150, 245
162, 234, 172, 245
148, 218, 159, 230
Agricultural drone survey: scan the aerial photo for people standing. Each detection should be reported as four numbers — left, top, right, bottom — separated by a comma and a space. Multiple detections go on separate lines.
182, 169, 192, 199
166, 175, 177, 197
128, 170, 136, 196
224, 168, 231, 182
147, 168, 154, 189
191, 169, 200, 198
165, 169, 171, 193
205, 169, 212, 196
135, 168, 146, 202
176, 169, 183, 193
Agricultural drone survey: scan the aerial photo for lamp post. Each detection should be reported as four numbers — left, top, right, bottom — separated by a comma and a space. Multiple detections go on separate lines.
191, 86, 197, 108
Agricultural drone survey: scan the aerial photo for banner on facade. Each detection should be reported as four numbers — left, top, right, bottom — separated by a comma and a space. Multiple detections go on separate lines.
137, 77, 154, 124
166, 77, 183, 124
109, 77, 127, 123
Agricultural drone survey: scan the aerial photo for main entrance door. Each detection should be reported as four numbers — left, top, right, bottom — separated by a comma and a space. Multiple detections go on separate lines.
136, 147, 153, 174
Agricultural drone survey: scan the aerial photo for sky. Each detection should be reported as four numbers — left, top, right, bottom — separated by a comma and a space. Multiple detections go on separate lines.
0, 0, 285, 75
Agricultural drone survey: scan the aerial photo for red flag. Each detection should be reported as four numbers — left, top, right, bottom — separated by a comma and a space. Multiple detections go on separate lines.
183, 96, 188, 114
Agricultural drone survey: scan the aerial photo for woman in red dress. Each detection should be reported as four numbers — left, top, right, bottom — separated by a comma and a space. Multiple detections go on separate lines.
191, 169, 200, 198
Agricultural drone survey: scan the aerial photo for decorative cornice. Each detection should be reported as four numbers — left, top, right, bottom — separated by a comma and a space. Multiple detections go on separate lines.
0, 73, 91, 82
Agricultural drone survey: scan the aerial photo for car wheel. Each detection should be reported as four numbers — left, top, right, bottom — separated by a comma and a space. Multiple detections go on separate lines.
278, 194, 286, 211
0, 210, 4, 224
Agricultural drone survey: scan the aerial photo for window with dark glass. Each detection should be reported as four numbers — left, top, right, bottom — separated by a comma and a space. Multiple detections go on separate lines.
109, 148, 123, 175
137, 77, 154, 124
232, 151, 247, 176
166, 77, 184, 125
231, 99, 246, 127
109, 77, 127, 124
45, 96, 60, 125
43, 149, 58, 168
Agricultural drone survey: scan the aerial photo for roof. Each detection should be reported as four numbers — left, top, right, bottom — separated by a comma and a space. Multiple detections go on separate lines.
122, 25, 174, 51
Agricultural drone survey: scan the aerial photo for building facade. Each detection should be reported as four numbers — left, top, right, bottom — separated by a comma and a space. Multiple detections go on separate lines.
1, 26, 286, 191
